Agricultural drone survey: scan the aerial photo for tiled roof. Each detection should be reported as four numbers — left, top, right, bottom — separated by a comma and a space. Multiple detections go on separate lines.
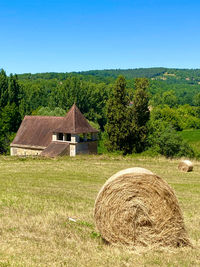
55, 104, 98, 134
11, 104, 98, 148
40, 142, 70, 157
11, 116, 64, 147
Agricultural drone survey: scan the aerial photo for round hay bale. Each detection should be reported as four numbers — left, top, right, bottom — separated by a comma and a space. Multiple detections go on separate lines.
178, 160, 193, 172
94, 168, 191, 248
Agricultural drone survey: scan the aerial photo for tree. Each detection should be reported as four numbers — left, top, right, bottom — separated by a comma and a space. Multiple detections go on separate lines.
105, 75, 130, 153
8, 74, 21, 106
0, 72, 22, 154
193, 92, 200, 106
162, 90, 178, 108
130, 78, 150, 152
0, 103, 21, 154
0, 69, 9, 108
148, 120, 194, 158
32, 106, 66, 116
151, 106, 182, 131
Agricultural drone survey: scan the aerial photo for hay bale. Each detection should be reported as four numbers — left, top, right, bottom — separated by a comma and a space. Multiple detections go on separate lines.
94, 168, 191, 248
178, 160, 193, 172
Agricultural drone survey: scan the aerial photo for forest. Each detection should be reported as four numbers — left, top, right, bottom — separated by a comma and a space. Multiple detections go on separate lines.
1, 67, 200, 156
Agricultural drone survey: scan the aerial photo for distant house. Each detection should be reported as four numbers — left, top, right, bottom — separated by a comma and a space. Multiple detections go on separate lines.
10, 104, 98, 157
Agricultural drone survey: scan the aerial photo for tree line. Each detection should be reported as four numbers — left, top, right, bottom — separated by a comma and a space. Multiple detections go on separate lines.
1, 67, 200, 157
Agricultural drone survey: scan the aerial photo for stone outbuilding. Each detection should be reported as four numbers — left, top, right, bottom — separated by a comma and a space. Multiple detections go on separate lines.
10, 104, 98, 157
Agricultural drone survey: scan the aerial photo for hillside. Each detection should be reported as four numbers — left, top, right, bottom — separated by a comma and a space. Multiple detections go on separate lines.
18, 67, 200, 84
17, 67, 200, 109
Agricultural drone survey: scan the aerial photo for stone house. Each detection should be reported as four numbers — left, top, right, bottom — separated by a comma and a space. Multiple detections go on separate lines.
10, 104, 98, 157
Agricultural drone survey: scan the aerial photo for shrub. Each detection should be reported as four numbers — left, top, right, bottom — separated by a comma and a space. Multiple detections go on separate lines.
151, 106, 182, 131
148, 120, 194, 158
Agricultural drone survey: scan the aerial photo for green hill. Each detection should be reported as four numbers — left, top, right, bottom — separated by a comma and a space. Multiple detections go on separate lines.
17, 67, 200, 108
18, 67, 200, 84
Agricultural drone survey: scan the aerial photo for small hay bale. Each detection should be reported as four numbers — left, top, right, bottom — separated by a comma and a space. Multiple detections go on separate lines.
94, 168, 191, 248
178, 160, 193, 172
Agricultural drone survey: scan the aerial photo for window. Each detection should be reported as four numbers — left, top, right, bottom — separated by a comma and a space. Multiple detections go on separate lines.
58, 133, 63, 141
66, 134, 71, 141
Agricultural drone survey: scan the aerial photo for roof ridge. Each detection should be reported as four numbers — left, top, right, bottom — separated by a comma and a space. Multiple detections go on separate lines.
74, 104, 77, 132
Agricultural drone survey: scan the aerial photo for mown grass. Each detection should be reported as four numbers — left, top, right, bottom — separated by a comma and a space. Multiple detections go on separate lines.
0, 155, 199, 267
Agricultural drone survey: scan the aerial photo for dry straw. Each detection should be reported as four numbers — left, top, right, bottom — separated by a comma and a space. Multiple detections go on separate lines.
178, 160, 193, 172
94, 167, 191, 248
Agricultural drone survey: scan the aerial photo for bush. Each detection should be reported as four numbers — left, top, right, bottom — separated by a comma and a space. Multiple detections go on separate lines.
151, 106, 182, 131
33, 106, 66, 116
148, 120, 194, 158
155, 128, 194, 158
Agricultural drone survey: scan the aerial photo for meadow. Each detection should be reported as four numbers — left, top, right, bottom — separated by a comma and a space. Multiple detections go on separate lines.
0, 155, 199, 267
180, 129, 200, 155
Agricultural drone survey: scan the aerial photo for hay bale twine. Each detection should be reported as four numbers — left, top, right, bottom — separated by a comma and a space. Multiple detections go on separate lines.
94, 168, 191, 248
178, 160, 193, 172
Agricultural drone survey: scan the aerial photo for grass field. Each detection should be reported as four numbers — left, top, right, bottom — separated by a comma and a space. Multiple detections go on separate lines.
0, 155, 199, 267
179, 129, 200, 155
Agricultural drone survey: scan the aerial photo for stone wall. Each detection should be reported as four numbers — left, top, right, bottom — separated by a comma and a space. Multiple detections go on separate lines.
11, 141, 98, 157
10, 147, 43, 156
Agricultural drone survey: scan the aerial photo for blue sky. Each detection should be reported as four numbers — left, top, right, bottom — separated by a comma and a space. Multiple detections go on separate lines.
0, 0, 200, 74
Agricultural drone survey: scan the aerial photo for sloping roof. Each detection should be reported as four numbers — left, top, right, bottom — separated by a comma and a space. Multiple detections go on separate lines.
55, 104, 98, 134
40, 142, 69, 157
11, 116, 65, 148
11, 104, 98, 148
